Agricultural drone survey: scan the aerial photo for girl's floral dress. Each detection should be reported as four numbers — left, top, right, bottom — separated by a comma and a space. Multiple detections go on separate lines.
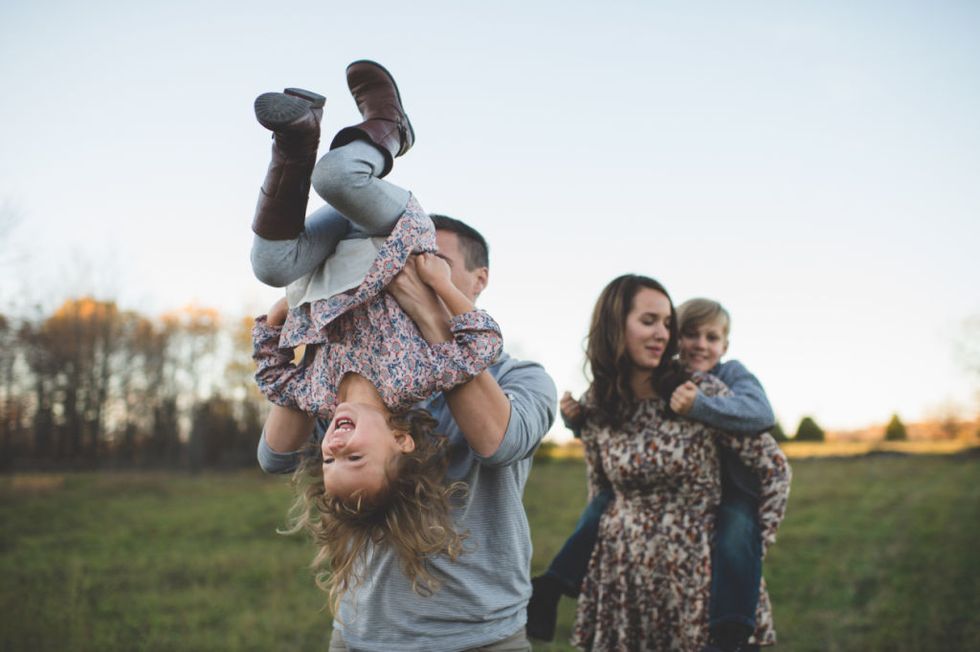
252, 196, 502, 419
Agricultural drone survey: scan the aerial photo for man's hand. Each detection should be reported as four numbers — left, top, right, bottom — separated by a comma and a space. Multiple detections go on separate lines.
560, 391, 584, 428
670, 380, 698, 415
389, 255, 452, 343
267, 297, 289, 327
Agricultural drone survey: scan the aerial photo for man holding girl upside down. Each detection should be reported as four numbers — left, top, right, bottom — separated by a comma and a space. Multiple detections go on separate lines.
250, 59, 556, 652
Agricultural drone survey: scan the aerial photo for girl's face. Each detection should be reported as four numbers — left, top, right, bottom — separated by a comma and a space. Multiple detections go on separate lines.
321, 403, 415, 499
679, 319, 728, 372
623, 288, 672, 371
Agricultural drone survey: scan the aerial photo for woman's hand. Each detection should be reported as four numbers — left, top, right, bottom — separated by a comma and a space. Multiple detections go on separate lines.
669, 381, 698, 415
560, 391, 584, 428
267, 297, 289, 327
415, 252, 452, 290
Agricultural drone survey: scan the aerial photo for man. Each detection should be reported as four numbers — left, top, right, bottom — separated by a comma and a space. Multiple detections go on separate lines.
258, 214, 557, 652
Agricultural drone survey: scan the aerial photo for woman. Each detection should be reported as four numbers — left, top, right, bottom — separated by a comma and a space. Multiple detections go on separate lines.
568, 275, 790, 651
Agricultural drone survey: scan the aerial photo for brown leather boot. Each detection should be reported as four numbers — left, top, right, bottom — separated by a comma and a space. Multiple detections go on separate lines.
329, 60, 413, 178
252, 88, 325, 240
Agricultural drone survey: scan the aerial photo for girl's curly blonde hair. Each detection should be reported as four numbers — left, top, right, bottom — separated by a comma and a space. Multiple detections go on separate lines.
281, 408, 467, 615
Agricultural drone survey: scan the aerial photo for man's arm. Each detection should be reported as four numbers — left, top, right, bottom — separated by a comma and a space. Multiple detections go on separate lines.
388, 257, 555, 459
476, 359, 556, 466
687, 360, 775, 435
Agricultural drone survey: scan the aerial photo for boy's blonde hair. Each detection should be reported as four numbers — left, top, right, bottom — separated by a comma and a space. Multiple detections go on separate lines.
283, 409, 467, 616
677, 298, 731, 336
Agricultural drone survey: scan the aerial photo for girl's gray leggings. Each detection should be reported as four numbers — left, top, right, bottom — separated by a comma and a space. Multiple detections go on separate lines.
250, 140, 411, 287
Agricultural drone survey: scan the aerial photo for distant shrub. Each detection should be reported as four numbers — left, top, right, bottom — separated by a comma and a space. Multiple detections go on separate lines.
771, 421, 789, 443
884, 414, 908, 441
796, 416, 825, 442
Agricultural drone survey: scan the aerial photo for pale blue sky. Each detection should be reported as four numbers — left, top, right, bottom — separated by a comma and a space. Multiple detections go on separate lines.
2, 0, 978, 438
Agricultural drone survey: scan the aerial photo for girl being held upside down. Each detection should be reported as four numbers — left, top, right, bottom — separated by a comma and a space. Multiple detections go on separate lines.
249, 61, 501, 612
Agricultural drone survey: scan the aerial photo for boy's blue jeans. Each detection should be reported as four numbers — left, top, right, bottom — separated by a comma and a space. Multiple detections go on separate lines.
544, 488, 614, 596
544, 462, 762, 629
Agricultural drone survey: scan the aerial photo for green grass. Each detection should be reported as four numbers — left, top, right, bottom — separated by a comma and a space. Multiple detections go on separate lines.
2, 455, 978, 651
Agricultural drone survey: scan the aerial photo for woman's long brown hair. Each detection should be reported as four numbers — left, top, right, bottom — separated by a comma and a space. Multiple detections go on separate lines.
585, 274, 679, 427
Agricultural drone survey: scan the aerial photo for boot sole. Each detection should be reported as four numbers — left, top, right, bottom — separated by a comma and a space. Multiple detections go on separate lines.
284, 88, 326, 107
254, 90, 324, 132
346, 60, 414, 145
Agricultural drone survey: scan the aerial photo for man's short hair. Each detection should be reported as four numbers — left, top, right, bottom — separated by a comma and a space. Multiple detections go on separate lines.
429, 214, 489, 270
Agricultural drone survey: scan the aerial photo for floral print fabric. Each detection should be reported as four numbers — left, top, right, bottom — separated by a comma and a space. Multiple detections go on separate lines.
252, 197, 503, 420
572, 373, 791, 651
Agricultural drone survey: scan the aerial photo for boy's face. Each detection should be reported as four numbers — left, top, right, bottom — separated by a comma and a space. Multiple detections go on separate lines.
679, 318, 728, 372
321, 402, 415, 499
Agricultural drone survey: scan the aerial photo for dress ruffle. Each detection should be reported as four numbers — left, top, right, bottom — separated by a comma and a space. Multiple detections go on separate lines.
278, 195, 436, 348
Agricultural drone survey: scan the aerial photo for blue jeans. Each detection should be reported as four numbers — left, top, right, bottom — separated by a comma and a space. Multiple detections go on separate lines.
710, 472, 762, 630
543, 488, 613, 596
546, 460, 762, 629
251, 141, 410, 288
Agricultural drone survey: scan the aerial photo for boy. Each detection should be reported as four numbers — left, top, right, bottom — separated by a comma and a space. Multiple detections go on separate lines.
529, 298, 775, 652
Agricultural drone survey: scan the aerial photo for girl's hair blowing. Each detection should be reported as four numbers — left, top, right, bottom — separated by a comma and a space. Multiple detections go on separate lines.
282, 408, 467, 616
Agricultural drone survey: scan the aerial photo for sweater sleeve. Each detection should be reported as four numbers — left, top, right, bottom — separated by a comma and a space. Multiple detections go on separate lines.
687, 360, 775, 436
256, 419, 326, 474
252, 316, 318, 415
428, 309, 504, 393
477, 359, 557, 468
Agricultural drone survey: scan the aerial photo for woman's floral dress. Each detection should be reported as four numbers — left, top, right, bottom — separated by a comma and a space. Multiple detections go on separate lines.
572, 373, 791, 651
252, 196, 503, 420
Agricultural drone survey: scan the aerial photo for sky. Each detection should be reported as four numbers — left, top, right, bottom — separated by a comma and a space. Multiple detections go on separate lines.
1, 0, 978, 441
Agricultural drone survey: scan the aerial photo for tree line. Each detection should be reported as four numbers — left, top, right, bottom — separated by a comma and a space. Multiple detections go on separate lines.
0, 297, 266, 471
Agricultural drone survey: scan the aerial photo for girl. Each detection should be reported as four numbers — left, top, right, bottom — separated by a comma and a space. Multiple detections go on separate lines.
248, 61, 501, 612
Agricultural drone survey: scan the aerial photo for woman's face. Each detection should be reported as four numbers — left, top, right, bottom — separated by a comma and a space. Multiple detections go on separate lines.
321, 402, 415, 499
624, 288, 672, 371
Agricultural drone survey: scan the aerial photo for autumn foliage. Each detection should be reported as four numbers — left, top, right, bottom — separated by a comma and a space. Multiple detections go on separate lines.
0, 297, 265, 470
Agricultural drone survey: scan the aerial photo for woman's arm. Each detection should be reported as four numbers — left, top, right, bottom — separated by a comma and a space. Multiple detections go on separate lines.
696, 373, 791, 552
719, 431, 791, 552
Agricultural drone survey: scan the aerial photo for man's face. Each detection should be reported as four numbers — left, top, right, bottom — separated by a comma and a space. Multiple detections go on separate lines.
435, 230, 487, 303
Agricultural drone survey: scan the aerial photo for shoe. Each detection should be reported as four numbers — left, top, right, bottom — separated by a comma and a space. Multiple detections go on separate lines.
704, 622, 755, 652
251, 88, 325, 240
526, 575, 563, 642
329, 60, 413, 178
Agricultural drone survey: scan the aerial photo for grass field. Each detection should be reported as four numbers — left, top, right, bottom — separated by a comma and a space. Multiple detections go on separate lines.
2, 453, 978, 651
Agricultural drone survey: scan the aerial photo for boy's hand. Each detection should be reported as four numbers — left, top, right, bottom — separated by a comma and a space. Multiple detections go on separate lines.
415, 252, 452, 290
670, 381, 698, 415
560, 391, 584, 428
267, 297, 289, 327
